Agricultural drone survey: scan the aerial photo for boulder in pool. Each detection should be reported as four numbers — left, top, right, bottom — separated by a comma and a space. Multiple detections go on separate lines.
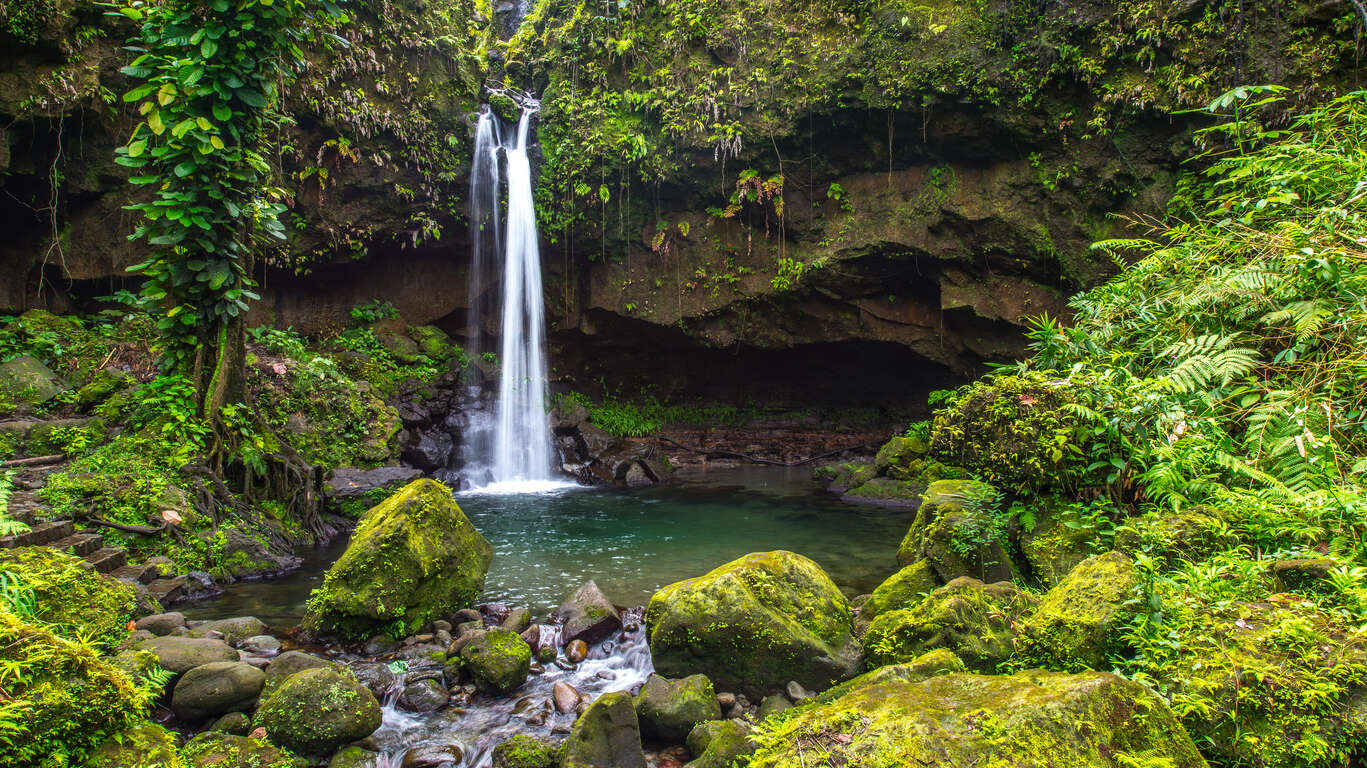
302, 479, 493, 640
746, 668, 1207, 767
253, 667, 382, 757
645, 550, 861, 698
554, 579, 622, 646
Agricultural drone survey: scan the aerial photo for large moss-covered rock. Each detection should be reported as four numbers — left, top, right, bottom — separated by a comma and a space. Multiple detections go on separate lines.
0, 611, 148, 768
0, 353, 62, 405
862, 559, 937, 619
1113, 507, 1239, 564
302, 479, 492, 639
896, 480, 1015, 584
863, 578, 1033, 672
262, 650, 343, 695
929, 371, 1090, 494
645, 551, 861, 697
459, 629, 532, 694
1017, 551, 1140, 670
181, 731, 296, 768
873, 435, 928, 476
747, 669, 1207, 768
560, 690, 647, 768
842, 477, 923, 507
684, 720, 755, 768
170, 661, 265, 722
254, 667, 382, 757
1016, 499, 1095, 587
0, 546, 137, 646
634, 673, 721, 743
86, 722, 184, 768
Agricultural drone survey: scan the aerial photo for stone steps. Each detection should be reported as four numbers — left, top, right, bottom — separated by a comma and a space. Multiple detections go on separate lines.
0, 519, 74, 548
86, 546, 127, 574
51, 531, 104, 557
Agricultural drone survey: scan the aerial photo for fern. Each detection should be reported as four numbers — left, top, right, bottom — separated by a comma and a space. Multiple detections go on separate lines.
1159, 334, 1259, 393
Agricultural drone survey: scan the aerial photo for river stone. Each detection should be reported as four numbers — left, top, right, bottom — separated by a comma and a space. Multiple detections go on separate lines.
566, 639, 588, 663
685, 720, 756, 768
555, 580, 622, 646
189, 617, 268, 645
181, 731, 293, 768
553, 681, 582, 713
303, 479, 493, 639
135, 612, 186, 636
560, 690, 647, 768
744, 669, 1206, 767
171, 661, 266, 721
645, 550, 862, 697
635, 674, 722, 743
239, 634, 281, 655
254, 667, 382, 756
263, 650, 342, 695
135, 635, 239, 675
863, 577, 1035, 672
210, 711, 251, 735
502, 607, 532, 633
350, 661, 398, 699
401, 744, 463, 768
0, 354, 62, 404
331, 746, 383, 768
460, 628, 532, 694
86, 722, 181, 768
492, 733, 557, 768
399, 678, 448, 712
1016, 551, 1141, 670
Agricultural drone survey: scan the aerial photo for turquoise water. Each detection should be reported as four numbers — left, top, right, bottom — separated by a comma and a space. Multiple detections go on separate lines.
183, 466, 914, 625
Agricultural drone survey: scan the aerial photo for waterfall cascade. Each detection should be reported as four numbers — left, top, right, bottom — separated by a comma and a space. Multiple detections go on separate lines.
465, 100, 560, 491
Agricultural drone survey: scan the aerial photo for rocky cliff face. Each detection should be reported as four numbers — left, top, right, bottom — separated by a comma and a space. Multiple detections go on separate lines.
1, 0, 1359, 407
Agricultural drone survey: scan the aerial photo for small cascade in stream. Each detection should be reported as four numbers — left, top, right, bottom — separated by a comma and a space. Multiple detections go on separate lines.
462, 98, 564, 492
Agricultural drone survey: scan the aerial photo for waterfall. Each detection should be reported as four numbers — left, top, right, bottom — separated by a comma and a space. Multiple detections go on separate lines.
490, 105, 553, 485
461, 100, 561, 491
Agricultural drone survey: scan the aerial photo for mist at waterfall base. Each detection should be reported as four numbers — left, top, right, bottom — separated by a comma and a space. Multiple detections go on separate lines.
462, 104, 570, 494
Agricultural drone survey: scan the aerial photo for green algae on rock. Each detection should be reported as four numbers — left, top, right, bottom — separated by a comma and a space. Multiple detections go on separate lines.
747, 668, 1208, 768
863, 577, 1033, 672
645, 550, 862, 698
302, 478, 492, 639
1016, 550, 1140, 671
253, 667, 382, 757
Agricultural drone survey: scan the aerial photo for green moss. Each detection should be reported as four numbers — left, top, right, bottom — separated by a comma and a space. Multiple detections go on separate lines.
460, 629, 532, 694
86, 722, 184, 768
303, 479, 493, 640
180, 731, 296, 768
635, 673, 721, 743
491, 734, 557, 768
1015, 551, 1140, 671
253, 667, 381, 757
747, 669, 1206, 768
863, 560, 937, 619
0, 547, 137, 648
645, 550, 861, 697
0, 610, 153, 768
863, 578, 1033, 672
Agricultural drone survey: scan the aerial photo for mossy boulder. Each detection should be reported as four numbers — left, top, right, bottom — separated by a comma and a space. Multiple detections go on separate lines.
819, 461, 876, 492
1113, 507, 1239, 564
491, 734, 558, 768
0, 353, 63, 405
189, 616, 268, 644
1016, 551, 1140, 670
863, 577, 1034, 672
329, 746, 382, 768
645, 550, 862, 698
929, 370, 1089, 494
749, 669, 1207, 767
133, 636, 240, 675
897, 479, 1015, 584
302, 478, 493, 639
75, 368, 136, 412
25, 416, 107, 457
409, 325, 453, 360
170, 661, 266, 722
459, 629, 532, 694
560, 690, 647, 768
0, 611, 149, 768
842, 476, 923, 507
873, 435, 928, 476
253, 667, 382, 757
811, 650, 967, 706
0, 546, 136, 646
86, 722, 184, 768
634, 673, 722, 743
181, 731, 297, 768
1016, 499, 1095, 587
684, 720, 755, 768
554, 579, 623, 645
262, 650, 343, 696
863, 559, 937, 619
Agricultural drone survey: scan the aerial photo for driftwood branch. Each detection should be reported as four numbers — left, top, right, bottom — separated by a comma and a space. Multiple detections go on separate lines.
1, 454, 64, 468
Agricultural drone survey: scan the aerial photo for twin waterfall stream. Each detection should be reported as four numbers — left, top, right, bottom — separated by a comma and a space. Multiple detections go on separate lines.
467, 101, 558, 491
